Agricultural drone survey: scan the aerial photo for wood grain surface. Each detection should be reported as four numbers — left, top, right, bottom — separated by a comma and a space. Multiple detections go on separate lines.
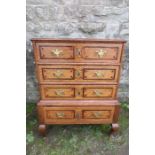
32, 38, 125, 136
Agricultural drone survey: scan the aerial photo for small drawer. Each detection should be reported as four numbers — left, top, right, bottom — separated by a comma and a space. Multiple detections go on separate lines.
83, 110, 112, 119
83, 86, 116, 99
35, 43, 75, 61
41, 86, 75, 99
46, 110, 75, 119
41, 68, 74, 80
81, 43, 123, 63
83, 68, 117, 80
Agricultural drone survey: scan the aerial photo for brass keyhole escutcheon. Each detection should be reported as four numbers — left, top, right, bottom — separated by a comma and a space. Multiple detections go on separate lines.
76, 90, 81, 96
76, 112, 81, 119
76, 48, 81, 57
51, 49, 63, 57
96, 49, 107, 58
55, 90, 65, 96
75, 70, 81, 78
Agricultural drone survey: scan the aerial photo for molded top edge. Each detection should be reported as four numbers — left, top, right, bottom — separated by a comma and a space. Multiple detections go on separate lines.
31, 38, 126, 43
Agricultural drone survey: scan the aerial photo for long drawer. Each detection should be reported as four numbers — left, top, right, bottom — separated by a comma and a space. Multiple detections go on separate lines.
43, 106, 115, 124
34, 42, 123, 63
40, 85, 117, 100
37, 65, 120, 84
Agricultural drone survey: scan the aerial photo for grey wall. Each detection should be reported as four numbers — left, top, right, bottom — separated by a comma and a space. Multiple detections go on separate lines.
26, 0, 129, 103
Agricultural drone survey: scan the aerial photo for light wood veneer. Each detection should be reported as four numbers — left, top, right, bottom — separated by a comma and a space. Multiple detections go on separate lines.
32, 38, 126, 136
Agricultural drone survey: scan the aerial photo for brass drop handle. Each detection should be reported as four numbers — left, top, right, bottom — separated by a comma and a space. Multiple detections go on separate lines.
55, 90, 65, 96
96, 49, 107, 58
94, 71, 104, 78
93, 90, 103, 96
51, 49, 63, 57
53, 70, 64, 78
93, 112, 102, 118
56, 112, 65, 118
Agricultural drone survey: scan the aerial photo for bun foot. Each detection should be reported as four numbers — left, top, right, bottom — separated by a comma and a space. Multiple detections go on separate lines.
110, 123, 119, 136
38, 124, 46, 136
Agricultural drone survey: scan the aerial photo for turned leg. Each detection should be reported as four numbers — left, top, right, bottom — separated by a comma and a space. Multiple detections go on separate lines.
110, 123, 119, 135
38, 124, 46, 136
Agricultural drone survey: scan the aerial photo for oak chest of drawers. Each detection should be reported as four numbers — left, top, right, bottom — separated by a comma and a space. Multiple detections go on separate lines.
32, 38, 126, 136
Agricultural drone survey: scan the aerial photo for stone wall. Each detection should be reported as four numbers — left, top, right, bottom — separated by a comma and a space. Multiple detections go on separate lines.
26, 0, 129, 103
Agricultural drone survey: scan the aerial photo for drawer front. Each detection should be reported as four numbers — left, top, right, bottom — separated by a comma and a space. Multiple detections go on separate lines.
37, 65, 119, 83
81, 43, 123, 63
46, 110, 75, 119
41, 68, 74, 80
34, 42, 123, 63
35, 43, 75, 61
40, 85, 117, 100
41, 86, 75, 99
42, 106, 115, 124
83, 110, 112, 119
84, 68, 116, 80
83, 87, 115, 98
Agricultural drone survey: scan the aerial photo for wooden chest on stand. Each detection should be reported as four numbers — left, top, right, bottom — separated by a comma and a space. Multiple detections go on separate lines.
31, 38, 126, 136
